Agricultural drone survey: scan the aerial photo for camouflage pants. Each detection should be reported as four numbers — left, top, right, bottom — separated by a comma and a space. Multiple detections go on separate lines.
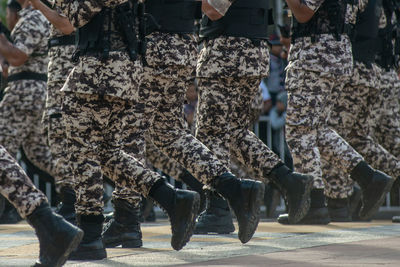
323, 63, 400, 198
370, 68, 400, 159
145, 134, 185, 181
0, 145, 47, 218
62, 92, 162, 215
0, 80, 56, 177
285, 68, 364, 189
196, 77, 282, 183
144, 66, 229, 185
44, 81, 75, 191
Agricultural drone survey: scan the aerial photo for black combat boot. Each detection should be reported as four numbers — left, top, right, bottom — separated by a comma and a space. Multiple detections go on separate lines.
278, 189, 331, 225
269, 164, 313, 224
149, 179, 200, 251
56, 186, 76, 224
69, 214, 107, 260
350, 161, 394, 220
194, 190, 235, 234
26, 202, 83, 267
102, 199, 142, 248
179, 169, 206, 213
349, 185, 362, 216
212, 172, 265, 244
327, 197, 351, 222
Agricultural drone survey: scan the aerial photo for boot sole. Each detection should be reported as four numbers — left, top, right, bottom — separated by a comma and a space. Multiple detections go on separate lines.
53, 229, 84, 267
359, 178, 394, 221
171, 193, 200, 251
288, 176, 313, 224
238, 182, 265, 244
68, 247, 107, 261
194, 226, 235, 235
194, 222, 235, 234
104, 239, 143, 248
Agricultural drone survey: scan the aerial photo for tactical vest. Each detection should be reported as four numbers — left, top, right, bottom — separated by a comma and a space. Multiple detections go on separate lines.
376, 0, 400, 70
199, 0, 273, 40
145, 0, 201, 35
291, 0, 353, 43
352, 0, 382, 66
74, 0, 142, 61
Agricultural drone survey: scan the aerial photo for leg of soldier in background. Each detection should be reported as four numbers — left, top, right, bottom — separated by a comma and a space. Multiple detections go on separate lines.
0, 79, 57, 224
196, 75, 313, 228
0, 144, 83, 267
63, 92, 200, 258
369, 68, 400, 223
194, 86, 265, 234
102, 112, 149, 249
370, 68, 400, 159
323, 63, 400, 222
285, 69, 394, 224
143, 61, 265, 243
44, 79, 77, 224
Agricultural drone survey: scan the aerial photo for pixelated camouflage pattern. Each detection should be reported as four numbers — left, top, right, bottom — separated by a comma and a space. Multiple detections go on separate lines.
369, 67, 400, 159
139, 32, 229, 186
324, 62, 400, 198
144, 66, 229, 185
196, 37, 269, 78
62, 92, 162, 215
61, 52, 144, 100
47, 45, 76, 114
55, 0, 104, 28
9, 6, 49, 76
285, 69, 364, 189
46, 115, 75, 189
0, 82, 57, 179
145, 135, 185, 181
287, 0, 362, 76
145, 32, 198, 69
207, 0, 233, 15
196, 77, 282, 183
287, 34, 353, 77
0, 145, 48, 218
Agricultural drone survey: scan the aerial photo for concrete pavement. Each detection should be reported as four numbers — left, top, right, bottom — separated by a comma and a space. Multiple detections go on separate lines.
1, 219, 400, 266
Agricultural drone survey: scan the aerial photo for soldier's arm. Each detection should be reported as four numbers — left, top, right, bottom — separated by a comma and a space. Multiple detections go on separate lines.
285, 0, 315, 23
30, 0, 74, 35
0, 34, 28, 66
202, 0, 234, 20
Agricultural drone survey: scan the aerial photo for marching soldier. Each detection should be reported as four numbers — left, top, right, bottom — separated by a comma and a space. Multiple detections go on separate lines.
280, 0, 393, 224
322, 0, 400, 222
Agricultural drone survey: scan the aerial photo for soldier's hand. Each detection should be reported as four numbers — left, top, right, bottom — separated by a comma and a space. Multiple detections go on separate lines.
202, 0, 223, 21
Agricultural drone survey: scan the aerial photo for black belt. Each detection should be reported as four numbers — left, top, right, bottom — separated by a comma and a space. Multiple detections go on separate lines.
7, 71, 47, 82
48, 34, 75, 48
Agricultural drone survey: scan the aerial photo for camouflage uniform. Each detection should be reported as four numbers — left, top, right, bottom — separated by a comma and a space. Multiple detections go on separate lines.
143, 31, 229, 185
323, 2, 400, 198
0, 145, 47, 218
145, 134, 185, 181
196, 36, 283, 182
285, 0, 364, 190
43, 2, 76, 190
57, 0, 164, 215
0, 6, 56, 176
370, 7, 400, 160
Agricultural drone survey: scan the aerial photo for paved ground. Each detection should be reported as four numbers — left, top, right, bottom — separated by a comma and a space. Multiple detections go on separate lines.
1, 219, 400, 266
